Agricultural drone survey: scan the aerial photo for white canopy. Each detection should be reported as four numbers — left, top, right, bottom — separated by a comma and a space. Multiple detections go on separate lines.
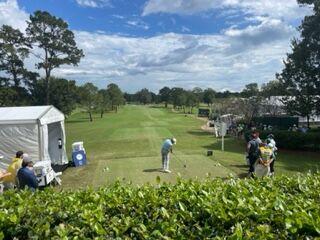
0, 106, 68, 170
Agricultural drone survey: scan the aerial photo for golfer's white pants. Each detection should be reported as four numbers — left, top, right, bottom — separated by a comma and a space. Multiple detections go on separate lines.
161, 151, 170, 170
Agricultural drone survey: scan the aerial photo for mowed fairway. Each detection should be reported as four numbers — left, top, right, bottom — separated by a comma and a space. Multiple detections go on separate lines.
61, 105, 320, 189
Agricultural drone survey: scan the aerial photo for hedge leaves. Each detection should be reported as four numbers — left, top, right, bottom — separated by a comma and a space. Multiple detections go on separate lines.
1, 173, 320, 239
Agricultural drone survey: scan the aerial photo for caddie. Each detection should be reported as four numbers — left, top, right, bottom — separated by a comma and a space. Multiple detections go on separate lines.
266, 134, 277, 176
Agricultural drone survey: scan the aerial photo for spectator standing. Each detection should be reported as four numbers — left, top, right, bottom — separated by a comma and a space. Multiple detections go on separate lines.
266, 134, 277, 176
247, 131, 261, 177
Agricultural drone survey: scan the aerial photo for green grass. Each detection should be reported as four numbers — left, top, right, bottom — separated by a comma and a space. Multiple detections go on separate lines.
61, 105, 320, 189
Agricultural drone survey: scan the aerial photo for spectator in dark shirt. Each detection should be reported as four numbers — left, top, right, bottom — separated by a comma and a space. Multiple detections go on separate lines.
247, 131, 261, 177
17, 157, 38, 191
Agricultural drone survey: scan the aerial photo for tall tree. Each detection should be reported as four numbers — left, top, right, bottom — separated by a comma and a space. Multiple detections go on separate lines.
231, 97, 262, 125
79, 83, 98, 122
151, 92, 159, 104
137, 88, 152, 105
0, 25, 37, 105
170, 87, 186, 110
277, 0, 320, 126
0, 87, 19, 106
261, 80, 285, 98
299, 0, 320, 114
241, 83, 259, 98
31, 77, 78, 116
106, 83, 124, 112
192, 87, 204, 103
26, 11, 84, 104
124, 92, 135, 103
203, 88, 215, 107
97, 89, 110, 118
186, 91, 199, 114
159, 86, 171, 108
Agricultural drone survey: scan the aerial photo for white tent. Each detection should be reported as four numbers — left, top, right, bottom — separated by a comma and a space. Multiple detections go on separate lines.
0, 106, 68, 170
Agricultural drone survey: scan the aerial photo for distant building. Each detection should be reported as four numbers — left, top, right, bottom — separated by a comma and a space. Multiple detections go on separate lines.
263, 96, 320, 125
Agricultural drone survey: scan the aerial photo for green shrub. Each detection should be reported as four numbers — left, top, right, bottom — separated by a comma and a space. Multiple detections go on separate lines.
1, 173, 320, 239
245, 130, 320, 150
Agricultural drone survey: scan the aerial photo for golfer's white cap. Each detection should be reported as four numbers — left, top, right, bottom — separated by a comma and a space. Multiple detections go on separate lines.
171, 138, 177, 144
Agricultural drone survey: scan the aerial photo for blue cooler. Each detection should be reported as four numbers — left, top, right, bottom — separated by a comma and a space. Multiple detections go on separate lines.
72, 150, 87, 167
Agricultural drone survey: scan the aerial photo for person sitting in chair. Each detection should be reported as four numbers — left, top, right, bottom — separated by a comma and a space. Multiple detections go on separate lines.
17, 157, 38, 192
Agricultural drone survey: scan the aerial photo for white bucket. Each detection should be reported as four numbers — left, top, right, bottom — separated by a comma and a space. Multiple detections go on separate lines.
72, 142, 85, 152
255, 164, 270, 177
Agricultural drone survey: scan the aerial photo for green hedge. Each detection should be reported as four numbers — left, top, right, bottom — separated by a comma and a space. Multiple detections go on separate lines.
1, 173, 320, 239
252, 116, 299, 130
245, 130, 320, 150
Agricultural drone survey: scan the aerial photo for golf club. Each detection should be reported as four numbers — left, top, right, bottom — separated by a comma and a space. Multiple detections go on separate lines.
173, 153, 187, 168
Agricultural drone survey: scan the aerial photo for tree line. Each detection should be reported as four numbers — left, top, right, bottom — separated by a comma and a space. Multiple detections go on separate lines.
123, 81, 285, 109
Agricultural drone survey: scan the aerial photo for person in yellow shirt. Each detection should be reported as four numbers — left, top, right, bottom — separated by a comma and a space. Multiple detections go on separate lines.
3, 151, 24, 189
0, 170, 11, 180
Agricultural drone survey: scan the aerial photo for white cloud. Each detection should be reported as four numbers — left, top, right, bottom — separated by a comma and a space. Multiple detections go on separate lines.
224, 18, 296, 49
75, 0, 111, 8
0, 0, 28, 31
181, 26, 191, 32
142, 0, 311, 21
55, 25, 294, 92
0, 0, 303, 92
112, 14, 125, 19
126, 19, 149, 30
142, 0, 220, 16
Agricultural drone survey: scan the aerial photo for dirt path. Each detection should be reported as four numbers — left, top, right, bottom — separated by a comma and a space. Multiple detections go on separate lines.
201, 121, 215, 134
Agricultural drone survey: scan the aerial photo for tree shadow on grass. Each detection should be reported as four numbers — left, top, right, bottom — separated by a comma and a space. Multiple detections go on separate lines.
230, 164, 248, 168
149, 105, 165, 109
231, 165, 249, 179
66, 118, 90, 124
143, 168, 163, 173
238, 172, 249, 179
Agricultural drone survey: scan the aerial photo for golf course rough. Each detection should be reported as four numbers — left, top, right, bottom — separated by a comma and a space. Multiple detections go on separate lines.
1, 173, 320, 239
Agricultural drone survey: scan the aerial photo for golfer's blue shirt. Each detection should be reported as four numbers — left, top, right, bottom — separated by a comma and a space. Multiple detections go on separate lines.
162, 139, 173, 152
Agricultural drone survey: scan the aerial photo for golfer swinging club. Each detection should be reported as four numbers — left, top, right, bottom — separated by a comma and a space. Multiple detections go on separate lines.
161, 138, 177, 173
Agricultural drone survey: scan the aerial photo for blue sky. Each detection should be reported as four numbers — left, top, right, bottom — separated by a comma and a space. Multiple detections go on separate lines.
0, 0, 312, 92
18, 0, 234, 36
